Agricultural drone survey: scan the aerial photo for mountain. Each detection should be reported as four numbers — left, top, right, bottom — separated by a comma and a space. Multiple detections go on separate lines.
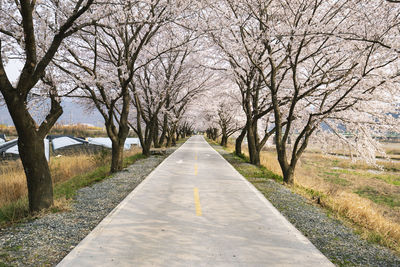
0, 99, 104, 127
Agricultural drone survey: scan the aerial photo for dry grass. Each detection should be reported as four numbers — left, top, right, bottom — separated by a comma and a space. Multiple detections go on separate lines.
223, 138, 400, 252
263, 149, 400, 251
0, 161, 25, 205
50, 123, 106, 137
0, 124, 17, 137
327, 191, 400, 248
0, 147, 141, 209
0, 154, 98, 207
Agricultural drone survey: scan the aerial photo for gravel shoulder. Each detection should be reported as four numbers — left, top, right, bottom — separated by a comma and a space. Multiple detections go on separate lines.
0, 148, 177, 267
212, 144, 400, 267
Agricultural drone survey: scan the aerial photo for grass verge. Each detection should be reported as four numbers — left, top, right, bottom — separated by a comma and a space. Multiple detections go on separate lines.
53, 152, 147, 202
0, 148, 144, 228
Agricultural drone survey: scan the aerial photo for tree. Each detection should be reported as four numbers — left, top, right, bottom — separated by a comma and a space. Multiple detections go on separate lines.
218, 103, 240, 146
0, 0, 96, 211
241, 0, 400, 183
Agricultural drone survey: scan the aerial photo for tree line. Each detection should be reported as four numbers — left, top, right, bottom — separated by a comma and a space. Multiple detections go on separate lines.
0, 0, 400, 212
200, 0, 400, 185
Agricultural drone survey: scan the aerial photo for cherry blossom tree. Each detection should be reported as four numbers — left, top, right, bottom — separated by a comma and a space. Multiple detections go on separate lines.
0, 0, 97, 211
217, 101, 243, 147
203, 0, 287, 164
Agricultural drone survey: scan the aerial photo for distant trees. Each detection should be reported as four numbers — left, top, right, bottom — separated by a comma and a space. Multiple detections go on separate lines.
129, 20, 210, 154
0, 0, 96, 211
206, 127, 219, 141
201, 87, 244, 147
131, 40, 188, 153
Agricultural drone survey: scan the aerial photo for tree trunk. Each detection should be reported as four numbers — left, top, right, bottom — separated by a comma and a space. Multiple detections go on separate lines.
106, 95, 130, 173
19, 135, 53, 212
220, 135, 228, 147
172, 133, 177, 146
142, 134, 152, 156
166, 135, 172, 147
275, 144, 294, 184
142, 143, 151, 157
282, 166, 295, 184
235, 127, 246, 156
143, 137, 152, 156
159, 128, 166, 146
110, 139, 125, 173
247, 122, 260, 165
159, 114, 168, 146
142, 121, 153, 156
212, 128, 218, 141
153, 119, 160, 148
170, 125, 177, 146
6, 95, 62, 212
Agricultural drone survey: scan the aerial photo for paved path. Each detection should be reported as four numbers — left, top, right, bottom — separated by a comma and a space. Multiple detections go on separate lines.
58, 136, 333, 266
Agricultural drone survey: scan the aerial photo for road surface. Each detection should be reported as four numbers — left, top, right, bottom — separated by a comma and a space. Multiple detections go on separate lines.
58, 135, 333, 266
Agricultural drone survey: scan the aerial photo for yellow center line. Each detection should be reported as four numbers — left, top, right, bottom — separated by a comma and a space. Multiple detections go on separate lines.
193, 187, 202, 216
194, 163, 198, 175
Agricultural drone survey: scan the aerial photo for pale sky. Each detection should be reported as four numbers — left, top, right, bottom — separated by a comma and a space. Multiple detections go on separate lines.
4, 60, 23, 84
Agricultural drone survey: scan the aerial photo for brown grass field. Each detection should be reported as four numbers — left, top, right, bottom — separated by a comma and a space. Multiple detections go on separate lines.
0, 123, 109, 140
224, 139, 400, 252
